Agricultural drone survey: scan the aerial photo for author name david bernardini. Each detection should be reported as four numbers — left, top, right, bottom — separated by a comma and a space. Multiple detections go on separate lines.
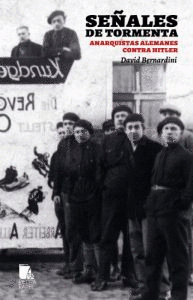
121, 56, 177, 63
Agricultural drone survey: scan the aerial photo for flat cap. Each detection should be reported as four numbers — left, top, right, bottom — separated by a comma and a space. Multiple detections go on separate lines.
124, 113, 144, 126
47, 10, 66, 24
157, 117, 185, 135
102, 119, 114, 132
112, 105, 132, 120
159, 103, 181, 117
74, 119, 94, 135
63, 112, 79, 122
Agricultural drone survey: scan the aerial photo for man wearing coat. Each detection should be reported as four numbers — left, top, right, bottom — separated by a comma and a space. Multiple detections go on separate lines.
11, 26, 42, 58
123, 114, 164, 300
54, 120, 101, 284
92, 105, 136, 291
159, 103, 193, 286
51, 113, 82, 279
141, 117, 193, 300
42, 10, 81, 60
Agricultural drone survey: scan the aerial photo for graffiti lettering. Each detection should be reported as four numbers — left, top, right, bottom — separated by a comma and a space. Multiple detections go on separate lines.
10, 223, 19, 239
0, 114, 11, 132
22, 226, 57, 239
0, 58, 64, 82
0, 93, 35, 111
18, 121, 55, 133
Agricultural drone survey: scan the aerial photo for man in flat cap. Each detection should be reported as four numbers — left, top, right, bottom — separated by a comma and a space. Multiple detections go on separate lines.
159, 103, 193, 286
159, 103, 193, 153
57, 119, 100, 284
102, 119, 115, 136
42, 10, 81, 60
92, 105, 137, 291
140, 117, 193, 300
57, 112, 80, 153
11, 26, 42, 58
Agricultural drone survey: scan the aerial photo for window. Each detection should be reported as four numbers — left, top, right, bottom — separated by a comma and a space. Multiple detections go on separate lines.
113, 62, 166, 134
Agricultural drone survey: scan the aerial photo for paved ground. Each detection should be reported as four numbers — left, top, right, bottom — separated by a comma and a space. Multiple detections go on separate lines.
0, 249, 193, 300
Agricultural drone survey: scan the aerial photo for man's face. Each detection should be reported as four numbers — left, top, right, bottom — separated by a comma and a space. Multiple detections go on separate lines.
104, 128, 115, 135
160, 111, 178, 120
74, 126, 91, 143
57, 127, 65, 141
51, 15, 65, 31
161, 123, 183, 144
114, 111, 130, 130
63, 119, 75, 136
125, 121, 144, 143
17, 28, 30, 43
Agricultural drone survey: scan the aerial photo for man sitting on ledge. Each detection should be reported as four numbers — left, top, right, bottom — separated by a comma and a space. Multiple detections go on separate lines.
42, 10, 81, 60
11, 26, 42, 58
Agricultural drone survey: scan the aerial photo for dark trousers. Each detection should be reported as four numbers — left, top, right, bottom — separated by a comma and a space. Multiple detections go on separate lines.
188, 206, 193, 276
70, 198, 101, 272
145, 214, 189, 300
129, 219, 147, 290
111, 242, 119, 267
98, 188, 134, 281
129, 218, 170, 295
55, 193, 82, 272
70, 198, 101, 244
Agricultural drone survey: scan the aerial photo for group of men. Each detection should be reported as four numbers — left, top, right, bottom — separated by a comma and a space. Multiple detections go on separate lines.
11, 10, 81, 60
48, 104, 193, 300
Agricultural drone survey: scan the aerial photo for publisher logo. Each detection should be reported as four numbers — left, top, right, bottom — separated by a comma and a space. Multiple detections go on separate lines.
19, 264, 36, 289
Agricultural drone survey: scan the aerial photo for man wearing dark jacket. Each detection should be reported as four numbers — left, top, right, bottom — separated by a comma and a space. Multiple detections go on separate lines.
141, 117, 193, 300
11, 26, 42, 58
42, 10, 81, 60
159, 103, 193, 286
123, 114, 163, 299
92, 105, 136, 291
54, 120, 100, 284
50, 113, 82, 279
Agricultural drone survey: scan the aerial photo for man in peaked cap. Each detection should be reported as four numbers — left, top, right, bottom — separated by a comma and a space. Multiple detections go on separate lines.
42, 10, 81, 60
141, 117, 193, 300
159, 103, 181, 118
92, 105, 137, 291
159, 103, 193, 286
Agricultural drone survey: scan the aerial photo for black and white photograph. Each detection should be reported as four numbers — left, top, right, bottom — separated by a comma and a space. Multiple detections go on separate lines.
0, 0, 192, 299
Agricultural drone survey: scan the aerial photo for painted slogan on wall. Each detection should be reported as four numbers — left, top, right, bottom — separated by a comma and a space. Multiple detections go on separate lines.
0, 85, 65, 248
0, 92, 57, 133
0, 57, 73, 84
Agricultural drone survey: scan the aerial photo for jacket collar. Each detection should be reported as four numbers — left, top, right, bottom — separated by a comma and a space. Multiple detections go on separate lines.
133, 135, 149, 147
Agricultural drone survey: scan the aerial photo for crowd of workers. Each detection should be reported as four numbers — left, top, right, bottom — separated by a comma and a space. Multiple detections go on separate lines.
47, 104, 193, 300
